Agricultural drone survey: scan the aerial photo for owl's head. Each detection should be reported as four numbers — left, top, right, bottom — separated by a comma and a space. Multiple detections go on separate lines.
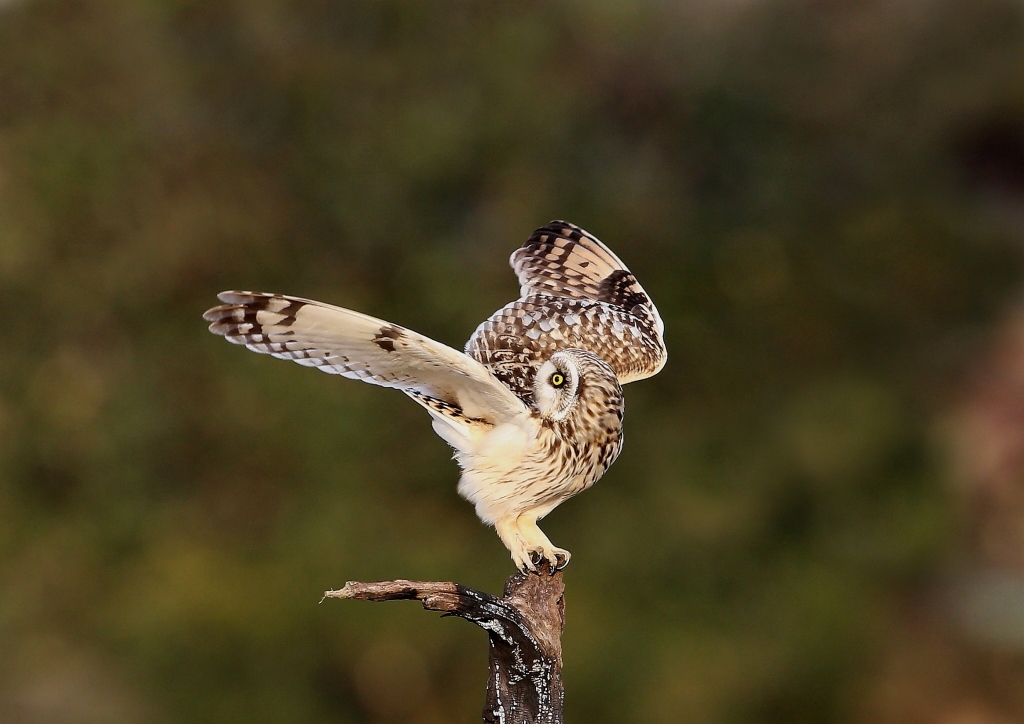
534, 348, 621, 422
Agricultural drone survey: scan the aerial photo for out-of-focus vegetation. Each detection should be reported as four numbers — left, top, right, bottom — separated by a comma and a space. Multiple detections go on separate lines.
2, 1, 1024, 722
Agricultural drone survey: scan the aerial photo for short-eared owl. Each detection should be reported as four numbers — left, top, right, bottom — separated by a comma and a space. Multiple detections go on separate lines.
204, 221, 666, 571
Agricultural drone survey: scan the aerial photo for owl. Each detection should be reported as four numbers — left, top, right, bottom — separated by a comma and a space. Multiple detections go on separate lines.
204, 221, 666, 572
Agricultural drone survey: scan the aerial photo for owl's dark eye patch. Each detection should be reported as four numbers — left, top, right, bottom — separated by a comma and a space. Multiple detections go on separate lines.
551, 372, 565, 388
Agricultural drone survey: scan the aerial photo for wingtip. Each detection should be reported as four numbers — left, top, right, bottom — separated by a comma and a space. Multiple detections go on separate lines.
203, 309, 233, 335
217, 290, 253, 304
202, 301, 237, 322
202, 299, 245, 329
204, 291, 261, 323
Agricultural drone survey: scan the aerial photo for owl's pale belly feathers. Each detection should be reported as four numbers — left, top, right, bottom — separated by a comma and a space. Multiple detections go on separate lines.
455, 412, 623, 526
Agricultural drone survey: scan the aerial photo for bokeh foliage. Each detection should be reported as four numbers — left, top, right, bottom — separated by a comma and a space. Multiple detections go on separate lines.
1, 1, 1023, 722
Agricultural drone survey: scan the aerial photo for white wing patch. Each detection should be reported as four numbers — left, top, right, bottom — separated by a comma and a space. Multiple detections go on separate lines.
203, 292, 529, 431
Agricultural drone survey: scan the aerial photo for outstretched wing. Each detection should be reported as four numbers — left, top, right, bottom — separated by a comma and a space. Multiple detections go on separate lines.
466, 221, 667, 401
510, 220, 664, 336
204, 292, 528, 433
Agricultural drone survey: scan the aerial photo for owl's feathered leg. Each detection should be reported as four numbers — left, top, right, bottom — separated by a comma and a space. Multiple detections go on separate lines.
495, 515, 570, 573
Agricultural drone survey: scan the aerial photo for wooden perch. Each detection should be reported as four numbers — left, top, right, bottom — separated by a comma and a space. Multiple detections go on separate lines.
324, 562, 565, 723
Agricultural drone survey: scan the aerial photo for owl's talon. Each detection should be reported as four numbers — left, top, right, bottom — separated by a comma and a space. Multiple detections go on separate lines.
552, 549, 571, 571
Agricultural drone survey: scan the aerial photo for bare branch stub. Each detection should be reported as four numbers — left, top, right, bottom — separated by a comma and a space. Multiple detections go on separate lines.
325, 562, 565, 723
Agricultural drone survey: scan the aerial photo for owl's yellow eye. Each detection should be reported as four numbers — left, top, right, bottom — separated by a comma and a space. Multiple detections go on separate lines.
550, 373, 565, 388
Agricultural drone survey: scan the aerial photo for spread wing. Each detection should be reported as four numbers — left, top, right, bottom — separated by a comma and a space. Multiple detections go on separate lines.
204, 292, 529, 434
466, 221, 667, 401
510, 220, 664, 337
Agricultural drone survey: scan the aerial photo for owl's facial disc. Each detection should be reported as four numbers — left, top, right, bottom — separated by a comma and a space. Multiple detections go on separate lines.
534, 353, 579, 420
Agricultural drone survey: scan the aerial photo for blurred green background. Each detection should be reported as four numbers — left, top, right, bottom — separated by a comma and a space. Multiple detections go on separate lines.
3, 1, 1024, 722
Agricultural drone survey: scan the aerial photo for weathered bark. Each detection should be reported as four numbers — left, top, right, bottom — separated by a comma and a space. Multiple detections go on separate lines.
324, 562, 565, 723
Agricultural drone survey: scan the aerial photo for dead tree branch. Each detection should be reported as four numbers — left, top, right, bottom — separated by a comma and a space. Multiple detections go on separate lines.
324, 562, 565, 723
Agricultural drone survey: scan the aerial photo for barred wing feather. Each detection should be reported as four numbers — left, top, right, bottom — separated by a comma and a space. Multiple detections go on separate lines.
464, 221, 667, 399
204, 291, 528, 427
510, 220, 664, 337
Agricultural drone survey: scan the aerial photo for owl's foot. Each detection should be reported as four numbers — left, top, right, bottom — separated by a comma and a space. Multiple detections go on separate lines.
496, 516, 571, 574
504, 538, 571, 574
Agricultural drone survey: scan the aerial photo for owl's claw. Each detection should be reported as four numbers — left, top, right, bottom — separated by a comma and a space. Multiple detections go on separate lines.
552, 549, 571, 571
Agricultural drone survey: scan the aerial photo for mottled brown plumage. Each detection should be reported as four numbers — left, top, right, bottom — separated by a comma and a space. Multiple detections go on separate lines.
466, 220, 665, 403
